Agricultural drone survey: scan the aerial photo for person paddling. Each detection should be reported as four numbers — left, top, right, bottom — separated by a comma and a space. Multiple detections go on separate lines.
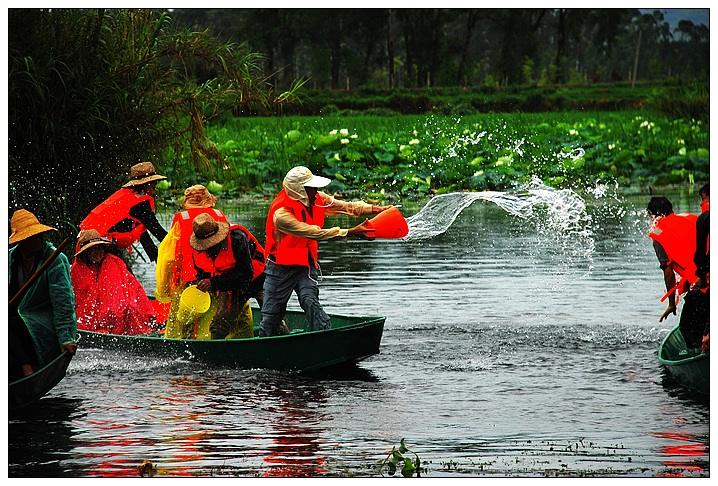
259, 166, 392, 337
80, 161, 168, 262
9, 210, 78, 377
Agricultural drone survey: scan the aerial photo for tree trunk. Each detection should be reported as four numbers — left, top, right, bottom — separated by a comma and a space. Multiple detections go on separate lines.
387, 9, 395, 88
554, 9, 567, 84
631, 27, 642, 88
457, 10, 479, 86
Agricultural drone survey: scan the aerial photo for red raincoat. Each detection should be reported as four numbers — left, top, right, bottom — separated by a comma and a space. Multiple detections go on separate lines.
70, 253, 155, 335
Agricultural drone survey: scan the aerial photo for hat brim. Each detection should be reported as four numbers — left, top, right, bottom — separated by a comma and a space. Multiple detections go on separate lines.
9, 225, 56, 245
123, 174, 167, 188
75, 239, 112, 257
189, 222, 230, 251
303, 175, 331, 188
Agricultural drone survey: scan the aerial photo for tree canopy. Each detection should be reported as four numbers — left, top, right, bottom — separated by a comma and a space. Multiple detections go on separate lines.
173, 9, 709, 90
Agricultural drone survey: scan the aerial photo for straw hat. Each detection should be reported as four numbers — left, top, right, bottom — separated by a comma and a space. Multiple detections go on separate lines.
122, 162, 167, 188
182, 184, 217, 209
75, 229, 112, 257
189, 213, 229, 251
283, 166, 331, 205
9, 209, 56, 245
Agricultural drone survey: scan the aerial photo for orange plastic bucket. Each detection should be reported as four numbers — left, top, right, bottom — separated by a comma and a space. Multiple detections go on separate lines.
366, 207, 409, 239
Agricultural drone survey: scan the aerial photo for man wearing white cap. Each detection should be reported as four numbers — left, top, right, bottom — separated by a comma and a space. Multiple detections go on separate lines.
259, 166, 392, 336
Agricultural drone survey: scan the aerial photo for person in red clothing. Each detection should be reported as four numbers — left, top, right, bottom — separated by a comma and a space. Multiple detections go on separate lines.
70, 229, 156, 335
259, 166, 392, 337
79, 162, 168, 262
647, 196, 698, 322
188, 213, 266, 339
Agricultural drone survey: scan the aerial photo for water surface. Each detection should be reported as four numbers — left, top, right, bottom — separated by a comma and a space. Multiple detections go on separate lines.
9, 190, 709, 477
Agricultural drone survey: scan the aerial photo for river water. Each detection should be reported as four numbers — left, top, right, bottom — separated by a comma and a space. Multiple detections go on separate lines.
8, 188, 709, 477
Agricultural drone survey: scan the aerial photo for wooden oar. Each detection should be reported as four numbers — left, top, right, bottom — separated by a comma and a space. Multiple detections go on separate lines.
9, 237, 71, 307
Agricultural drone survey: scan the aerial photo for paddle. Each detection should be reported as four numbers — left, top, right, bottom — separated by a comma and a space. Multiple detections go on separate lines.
9, 237, 71, 307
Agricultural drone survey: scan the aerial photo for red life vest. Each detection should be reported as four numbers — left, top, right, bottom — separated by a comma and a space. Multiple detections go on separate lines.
265, 189, 326, 268
80, 188, 155, 248
649, 213, 698, 295
172, 208, 228, 283
192, 224, 265, 280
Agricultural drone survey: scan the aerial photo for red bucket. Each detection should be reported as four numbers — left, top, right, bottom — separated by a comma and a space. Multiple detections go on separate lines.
366, 207, 409, 239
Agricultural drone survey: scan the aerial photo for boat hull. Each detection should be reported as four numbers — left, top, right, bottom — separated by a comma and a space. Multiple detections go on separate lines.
9, 351, 73, 411
658, 326, 709, 397
79, 308, 385, 372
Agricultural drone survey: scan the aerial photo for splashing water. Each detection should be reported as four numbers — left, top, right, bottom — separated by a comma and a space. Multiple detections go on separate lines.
406, 178, 589, 241
403, 177, 597, 284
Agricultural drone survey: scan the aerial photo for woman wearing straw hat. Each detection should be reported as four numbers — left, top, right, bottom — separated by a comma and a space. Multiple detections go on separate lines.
259, 166, 392, 337
70, 229, 156, 335
79, 161, 168, 262
156, 185, 233, 338
9, 209, 78, 377
187, 213, 265, 339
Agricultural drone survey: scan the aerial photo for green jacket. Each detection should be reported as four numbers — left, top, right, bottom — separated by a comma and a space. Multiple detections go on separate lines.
9, 242, 78, 366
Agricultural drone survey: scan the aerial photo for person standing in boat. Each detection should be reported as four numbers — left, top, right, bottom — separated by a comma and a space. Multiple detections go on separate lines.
79, 161, 168, 262
259, 166, 392, 337
70, 229, 156, 335
8, 209, 78, 378
646, 196, 704, 346
188, 213, 266, 339
690, 183, 709, 353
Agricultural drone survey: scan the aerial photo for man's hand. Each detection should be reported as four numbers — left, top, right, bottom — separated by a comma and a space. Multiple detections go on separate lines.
62, 342, 77, 355
371, 204, 394, 214
701, 334, 709, 354
659, 304, 677, 322
196, 279, 212, 292
347, 219, 376, 240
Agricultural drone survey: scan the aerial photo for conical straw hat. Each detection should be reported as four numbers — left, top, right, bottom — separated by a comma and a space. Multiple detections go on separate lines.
9, 209, 56, 245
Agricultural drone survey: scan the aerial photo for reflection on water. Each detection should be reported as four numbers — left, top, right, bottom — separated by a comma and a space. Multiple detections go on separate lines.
9, 190, 709, 477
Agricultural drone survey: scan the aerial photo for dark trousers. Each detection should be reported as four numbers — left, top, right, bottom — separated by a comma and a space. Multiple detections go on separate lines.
679, 289, 710, 348
259, 260, 331, 337
9, 315, 37, 378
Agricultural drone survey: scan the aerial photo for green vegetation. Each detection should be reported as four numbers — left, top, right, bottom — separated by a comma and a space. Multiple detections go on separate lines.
380, 439, 422, 477
275, 81, 709, 120
8, 9, 286, 237
161, 111, 709, 203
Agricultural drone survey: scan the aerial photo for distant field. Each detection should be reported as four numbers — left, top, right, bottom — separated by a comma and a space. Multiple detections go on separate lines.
162, 111, 709, 201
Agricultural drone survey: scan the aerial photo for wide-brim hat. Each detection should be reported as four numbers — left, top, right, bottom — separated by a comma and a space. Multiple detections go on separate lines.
122, 161, 167, 188
182, 184, 218, 209
9, 209, 56, 245
189, 213, 230, 251
75, 229, 113, 257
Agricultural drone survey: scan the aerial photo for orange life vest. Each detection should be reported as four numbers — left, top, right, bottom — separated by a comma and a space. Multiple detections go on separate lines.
649, 212, 698, 297
191, 224, 265, 280
172, 208, 228, 283
80, 188, 155, 248
265, 189, 326, 268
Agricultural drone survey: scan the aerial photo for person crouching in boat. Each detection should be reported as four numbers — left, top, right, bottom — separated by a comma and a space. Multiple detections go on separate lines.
70, 229, 156, 335
259, 166, 392, 337
187, 213, 266, 339
9, 209, 78, 378
79, 161, 168, 262
156, 185, 233, 338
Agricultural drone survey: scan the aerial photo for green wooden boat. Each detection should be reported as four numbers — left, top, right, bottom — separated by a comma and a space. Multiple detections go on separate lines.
658, 326, 709, 397
9, 351, 74, 411
79, 308, 385, 372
